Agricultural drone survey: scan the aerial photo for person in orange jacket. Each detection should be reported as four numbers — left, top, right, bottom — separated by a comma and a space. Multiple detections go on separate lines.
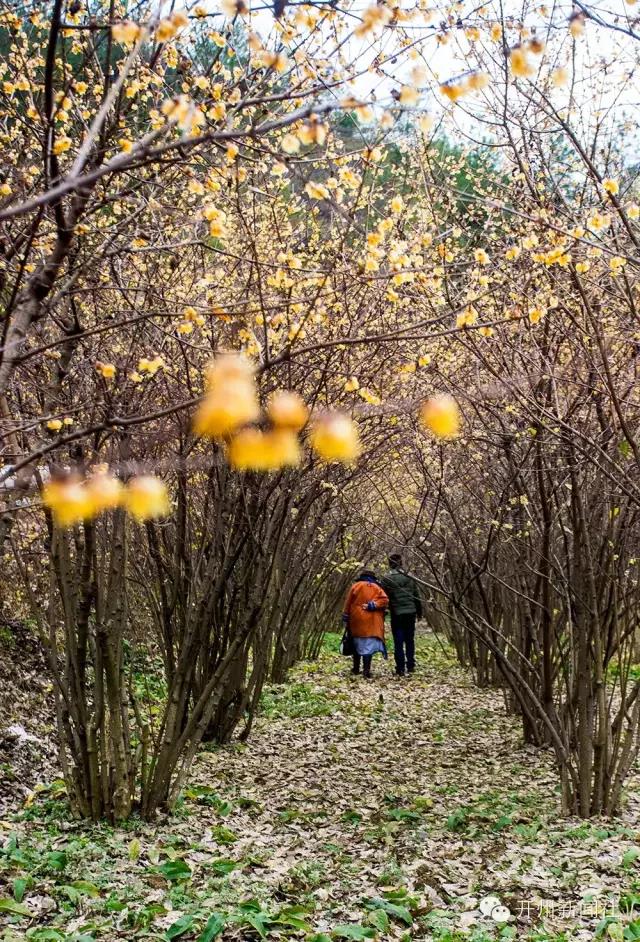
342, 569, 389, 678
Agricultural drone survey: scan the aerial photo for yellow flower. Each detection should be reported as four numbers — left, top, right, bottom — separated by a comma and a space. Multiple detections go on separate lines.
358, 387, 381, 405
467, 72, 490, 91
474, 248, 490, 265
627, 204, 640, 220
354, 3, 392, 37
267, 390, 309, 431
587, 211, 610, 232
138, 356, 164, 375
96, 361, 116, 379
390, 196, 404, 214
457, 306, 478, 328
528, 307, 545, 323
344, 376, 360, 392
569, 13, 585, 37
85, 473, 123, 514
112, 21, 142, 45
52, 136, 72, 155
420, 395, 461, 439
125, 477, 170, 522
192, 354, 260, 439
42, 478, 94, 527
551, 67, 568, 87
440, 82, 465, 102
228, 428, 300, 471
171, 10, 189, 28
398, 86, 419, 106
46, 419, 63, 432
602, 178, 619, 196
610, 255, 627, 272
509, 46, 535, 78
281, 133, 300, 154
490, 22, 502, 41
309, 413, 361, 463
156, 18, 177, 42
305, 181, 329, 200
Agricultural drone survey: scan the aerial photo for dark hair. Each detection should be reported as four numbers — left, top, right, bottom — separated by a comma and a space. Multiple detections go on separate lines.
358, 569, 377, 581
389, 553, 403, 568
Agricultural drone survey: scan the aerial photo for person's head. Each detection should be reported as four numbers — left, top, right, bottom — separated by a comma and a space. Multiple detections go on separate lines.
358, 568, 377, 582
389, 553, 403, 570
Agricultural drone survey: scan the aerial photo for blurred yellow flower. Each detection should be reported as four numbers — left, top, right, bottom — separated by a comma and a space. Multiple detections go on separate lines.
420, 395, 461, 439
305, 181, 330, 200
267, 390, 309, 431
96, 362, 116, 379
509, 46, 535, 78
281, 134, 300, 154
125, 477, 171, 522
193, 353, 260, 439
228, 428, 300, 471
85, 473, 123, 514
309, 413, 361, 462
112, 21, 142, 45
42, 479, 94, 527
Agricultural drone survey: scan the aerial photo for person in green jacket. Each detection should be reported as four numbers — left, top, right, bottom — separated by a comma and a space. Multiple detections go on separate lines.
380, 553, 423, 676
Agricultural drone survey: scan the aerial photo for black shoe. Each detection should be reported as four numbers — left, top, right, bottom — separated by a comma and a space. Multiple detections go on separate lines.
363, 671, 372, 679
351, 668, 360, 675
395, 670, 405, 677
407, 667, 415, 674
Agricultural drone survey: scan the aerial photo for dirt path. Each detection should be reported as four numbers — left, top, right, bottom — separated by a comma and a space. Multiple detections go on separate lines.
3, 636, 640, 941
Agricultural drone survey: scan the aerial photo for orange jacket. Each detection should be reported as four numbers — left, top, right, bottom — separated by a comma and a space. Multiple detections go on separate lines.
343, 580, 389, 640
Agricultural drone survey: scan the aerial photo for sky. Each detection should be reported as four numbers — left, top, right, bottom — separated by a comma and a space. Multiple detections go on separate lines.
240, 0, 640, 159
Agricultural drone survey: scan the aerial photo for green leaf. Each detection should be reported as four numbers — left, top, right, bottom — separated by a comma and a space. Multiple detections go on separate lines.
623, 848, 640, 868
70, 880, 100, 898
159, 859, 192, 882
332, 925, 377, 940
619, 439, 632, 458
0, 897, 32, 916
25, 930, 65, 941
307, 935, 332, 942
198, 913, 226, 942
368, 909, 390, 932
367, 896, 414, 926
13, 878, 27, 903
45, 850, 68, 871
165, 914, 195, 939
274, 912, 312, 930
243, 914, 270, 938
382, 902, 412, 925
210, 858, 238, 875
211, 825, 238, 844
129, 838, 141, 861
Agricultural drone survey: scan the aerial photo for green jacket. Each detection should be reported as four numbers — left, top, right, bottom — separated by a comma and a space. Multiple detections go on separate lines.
380, 569, 423, 618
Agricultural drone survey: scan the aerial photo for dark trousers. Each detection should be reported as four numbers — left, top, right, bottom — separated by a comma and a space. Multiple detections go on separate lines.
352, 654, 373, 676
391, 613, 416, 675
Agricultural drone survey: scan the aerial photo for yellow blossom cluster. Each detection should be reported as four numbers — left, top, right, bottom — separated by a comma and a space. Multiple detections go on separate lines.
42, 472, 170, 527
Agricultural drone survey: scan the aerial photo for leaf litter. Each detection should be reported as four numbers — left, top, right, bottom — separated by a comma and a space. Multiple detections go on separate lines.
2, 635, 640, 941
